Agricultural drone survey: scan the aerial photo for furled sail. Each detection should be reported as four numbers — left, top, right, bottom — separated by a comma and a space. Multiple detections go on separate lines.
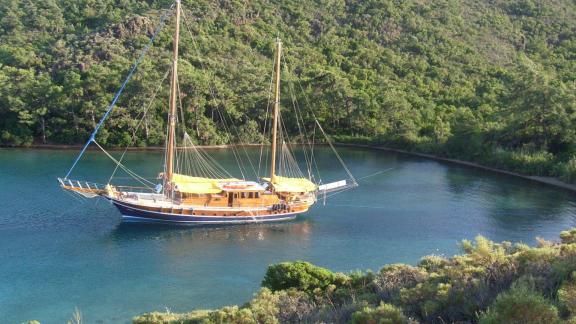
171, 173, 239, 194
263, 176, 317, 193
318, 180, 348, 193
171, 174, 239, 184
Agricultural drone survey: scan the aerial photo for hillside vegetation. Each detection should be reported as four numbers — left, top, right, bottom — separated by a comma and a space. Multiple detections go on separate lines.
133, 228, 576, 323
1, 0, 575, 179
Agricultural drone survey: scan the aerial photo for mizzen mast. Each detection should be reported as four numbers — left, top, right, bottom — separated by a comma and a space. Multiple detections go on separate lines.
166, 0, 181, 183
270, 38, 282, 183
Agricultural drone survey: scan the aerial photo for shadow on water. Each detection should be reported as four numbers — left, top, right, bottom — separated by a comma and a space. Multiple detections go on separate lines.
484, 186, 576, 231
444, 165, 576, 231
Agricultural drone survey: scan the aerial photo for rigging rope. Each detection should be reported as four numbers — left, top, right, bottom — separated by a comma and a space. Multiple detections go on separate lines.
282, 54, 317, 182
180, 7, 256, 180
92, 141, 155, 188
258, 65, 275, 180
286, 55, 358, 187
178, 132, 234, 178
64, 3, 174, 179
315, 119, 358, 186
108, 68, 171, 184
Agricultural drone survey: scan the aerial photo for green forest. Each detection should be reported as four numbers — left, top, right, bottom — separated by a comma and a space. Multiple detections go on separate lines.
1, 0, 575, 180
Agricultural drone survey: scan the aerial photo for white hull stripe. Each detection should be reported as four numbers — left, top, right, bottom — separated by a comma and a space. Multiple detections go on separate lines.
121, 215, 297, 224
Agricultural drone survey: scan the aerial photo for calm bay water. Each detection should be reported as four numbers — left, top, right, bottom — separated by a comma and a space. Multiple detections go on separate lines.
1, 147, 576, 323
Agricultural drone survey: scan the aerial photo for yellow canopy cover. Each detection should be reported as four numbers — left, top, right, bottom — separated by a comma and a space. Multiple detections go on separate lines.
172, 173, 239, 194
263, 176, 317, 193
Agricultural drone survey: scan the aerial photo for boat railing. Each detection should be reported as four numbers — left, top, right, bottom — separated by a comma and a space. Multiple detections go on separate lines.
58, 178, 156, 194
114, 185, 157, 194
57, 178, 106, 191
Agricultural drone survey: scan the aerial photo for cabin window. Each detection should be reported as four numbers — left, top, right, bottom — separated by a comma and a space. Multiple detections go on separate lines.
255, 192, 260, 198
234, 193, 238, 198
241, 192, 246, 199
248, 192, 254, 199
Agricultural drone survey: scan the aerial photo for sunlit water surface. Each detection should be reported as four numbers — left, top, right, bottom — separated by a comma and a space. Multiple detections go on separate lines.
1, 147, 576, 323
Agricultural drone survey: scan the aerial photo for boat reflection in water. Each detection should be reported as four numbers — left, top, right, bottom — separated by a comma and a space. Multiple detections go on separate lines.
108, 217, 314, 251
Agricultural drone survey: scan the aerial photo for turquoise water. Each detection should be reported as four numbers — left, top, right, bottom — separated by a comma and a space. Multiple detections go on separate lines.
1, 147, 576, 323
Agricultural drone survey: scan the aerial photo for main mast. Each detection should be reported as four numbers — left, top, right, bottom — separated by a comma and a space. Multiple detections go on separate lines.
166, 0, 181, 184
270, 38, 282, 183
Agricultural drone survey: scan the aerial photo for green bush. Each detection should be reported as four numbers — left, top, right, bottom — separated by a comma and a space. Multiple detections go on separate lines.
248, 288, 280, 324
479, 282, 560, 324
561, 230, 576, 244
262, 261, 348, 294
555, 157, 576, 183
552, 244, 576, 285
373, 264, 428, 301
206, 306, 256, 324
482, 147, 555, 176
132, 310, 211, 324
351, 302, 408, 324
0, 129, 33, 146
274, 289, 315, 323
417, 255, 448, 272
559, 272, 576, 317
332, 135, 376, 145
461, 235, 508, 262
565, 317, 576, 324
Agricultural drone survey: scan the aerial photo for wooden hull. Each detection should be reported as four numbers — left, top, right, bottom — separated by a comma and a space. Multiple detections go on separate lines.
110, 198, 306, 225
58, 179, 316, 225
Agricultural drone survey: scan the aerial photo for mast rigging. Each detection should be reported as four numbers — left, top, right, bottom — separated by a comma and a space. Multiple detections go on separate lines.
59, 1, 357, 225
270, 38, 282, 184
165, 0, 181, 184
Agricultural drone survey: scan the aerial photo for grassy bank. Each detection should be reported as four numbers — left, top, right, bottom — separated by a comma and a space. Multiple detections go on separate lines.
132, 228, 576, 323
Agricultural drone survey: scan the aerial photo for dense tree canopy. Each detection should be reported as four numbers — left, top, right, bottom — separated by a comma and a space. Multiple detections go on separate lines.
0, 0, 575, 179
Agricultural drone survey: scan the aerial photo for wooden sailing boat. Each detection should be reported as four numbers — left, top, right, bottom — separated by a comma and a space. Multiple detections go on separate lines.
58, 0, 356, 224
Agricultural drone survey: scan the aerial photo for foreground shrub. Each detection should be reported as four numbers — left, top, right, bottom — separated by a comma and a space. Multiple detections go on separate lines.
398, 235, 519, 322
274, 289, 315, 323
207, 306, 256, 323
248, 288, 280, 323
559, 272, 576, 317
262, 261, 348, 293
133, 228, 576, 324
351, 302, 408, 324
417, 255, 448, 272
133, 310, 210, 324
373, 264, 428, 301
561, 230, 576, 244
479, 282, 560, 324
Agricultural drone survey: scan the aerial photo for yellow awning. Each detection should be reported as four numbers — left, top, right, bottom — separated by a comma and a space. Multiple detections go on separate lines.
263, 176, 317, 193
172, 174, 239, 184
174, 182, 222, 194
172, 173, 239, 194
